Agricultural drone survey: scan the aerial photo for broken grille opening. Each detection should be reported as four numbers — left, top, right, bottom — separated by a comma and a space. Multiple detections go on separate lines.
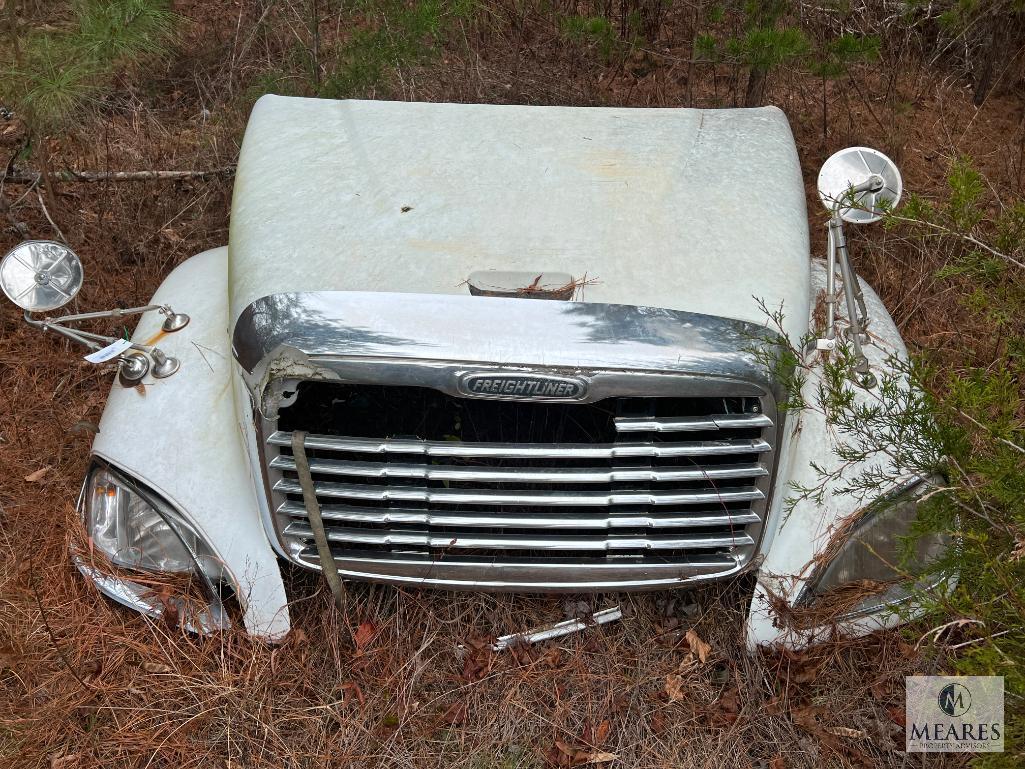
267, 382, 774, 580
277, 383, 763, 443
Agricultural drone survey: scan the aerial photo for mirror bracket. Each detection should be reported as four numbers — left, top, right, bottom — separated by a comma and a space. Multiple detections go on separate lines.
2, 241, 190, 386
812, 148, 903, 389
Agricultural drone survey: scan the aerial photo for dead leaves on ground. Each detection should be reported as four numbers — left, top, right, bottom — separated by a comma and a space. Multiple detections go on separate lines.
24, 466, 50, 482
660, 628, 743, 728
337, 681, 365, 708
791, 705, 875, 767
684, 628, 711, 663
769, 645, 903, 767
662, 627, 717, 703
546, 720, 616, 767
353, 620, 378, 651
551, 741, 617, 766
459, 635, 496, 682
439, 699, 466, 726
49, 753, 81, 769
664, 672, 687, 702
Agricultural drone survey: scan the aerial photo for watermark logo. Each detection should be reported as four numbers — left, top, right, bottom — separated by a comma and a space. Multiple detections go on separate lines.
906, 676, 1003, 752
938, 682, 971, 717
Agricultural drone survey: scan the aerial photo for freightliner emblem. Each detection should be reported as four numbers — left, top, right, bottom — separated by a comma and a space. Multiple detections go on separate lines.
458, 373, 588, 400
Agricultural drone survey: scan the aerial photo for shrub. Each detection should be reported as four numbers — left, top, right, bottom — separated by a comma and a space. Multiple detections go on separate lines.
2, 1, 175, 135
560, 15, 618, 63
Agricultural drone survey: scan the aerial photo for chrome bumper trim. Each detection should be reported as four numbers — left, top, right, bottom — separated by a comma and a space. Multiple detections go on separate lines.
292, 551, 745, 591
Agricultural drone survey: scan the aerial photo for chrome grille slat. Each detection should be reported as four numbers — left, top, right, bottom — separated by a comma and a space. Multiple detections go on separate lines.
283, 522, 754, 550
268, 430, 771, 458
277, 500, 762, 529
614, 413, 773, 432
269, 455, 769, 483
264, 386, 779, 589
273, 477, 764, 506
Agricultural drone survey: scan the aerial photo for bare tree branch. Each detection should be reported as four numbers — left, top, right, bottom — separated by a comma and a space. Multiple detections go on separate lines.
3, 167, 235, 184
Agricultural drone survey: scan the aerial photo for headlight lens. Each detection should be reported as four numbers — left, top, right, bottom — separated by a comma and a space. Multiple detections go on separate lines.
803, 476, 950, 617
78, 464, 229, 632
84, 467, 205, 573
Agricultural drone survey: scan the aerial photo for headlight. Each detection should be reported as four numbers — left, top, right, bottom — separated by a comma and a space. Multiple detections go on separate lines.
801, 476, 951, 617
78, 463, 228, 631
84, 466, 217, 574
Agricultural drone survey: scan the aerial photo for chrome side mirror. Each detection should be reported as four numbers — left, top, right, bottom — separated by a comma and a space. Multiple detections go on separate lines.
0, 240, 189, 386
818, 146, 903, 223
0, 240, 84, 312
813, 148, 904, 389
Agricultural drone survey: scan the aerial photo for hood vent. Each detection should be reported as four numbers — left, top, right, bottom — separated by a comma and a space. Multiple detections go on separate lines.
467, 271, 576, 301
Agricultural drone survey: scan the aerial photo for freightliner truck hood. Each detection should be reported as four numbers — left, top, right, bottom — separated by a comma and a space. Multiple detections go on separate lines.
227, 97, 811, 346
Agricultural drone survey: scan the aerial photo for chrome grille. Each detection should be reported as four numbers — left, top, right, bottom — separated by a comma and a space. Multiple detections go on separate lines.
263, 384, 778, 590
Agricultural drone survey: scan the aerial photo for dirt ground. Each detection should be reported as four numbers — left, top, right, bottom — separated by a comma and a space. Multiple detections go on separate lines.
1, 2, 1023, 768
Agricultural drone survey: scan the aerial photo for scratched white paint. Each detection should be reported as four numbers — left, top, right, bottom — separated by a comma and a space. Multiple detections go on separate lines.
228, 96, 812, 343
91, 248, 290, 640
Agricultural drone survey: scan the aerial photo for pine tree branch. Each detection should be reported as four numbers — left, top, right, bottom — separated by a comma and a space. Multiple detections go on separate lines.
884, 212, 1025, 271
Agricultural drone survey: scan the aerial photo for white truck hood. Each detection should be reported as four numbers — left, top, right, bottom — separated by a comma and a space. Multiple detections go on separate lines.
228, 96, 810, 341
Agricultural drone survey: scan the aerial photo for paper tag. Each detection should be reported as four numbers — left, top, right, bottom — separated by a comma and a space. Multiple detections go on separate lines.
84, 338, 133, 363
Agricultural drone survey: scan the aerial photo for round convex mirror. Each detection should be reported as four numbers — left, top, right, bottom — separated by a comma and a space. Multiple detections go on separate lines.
818, 147, 903, 224
0, 240, 84, 312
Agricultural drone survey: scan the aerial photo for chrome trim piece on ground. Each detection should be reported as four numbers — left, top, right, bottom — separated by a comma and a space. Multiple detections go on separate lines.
488, 607, 624, 651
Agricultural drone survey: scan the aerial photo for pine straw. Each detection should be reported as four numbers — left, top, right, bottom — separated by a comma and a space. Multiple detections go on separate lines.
1, 530, 946, 769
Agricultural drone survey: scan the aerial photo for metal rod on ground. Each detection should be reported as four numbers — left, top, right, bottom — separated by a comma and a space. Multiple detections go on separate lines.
487, 607, 623, 651
291, 430, 347, 611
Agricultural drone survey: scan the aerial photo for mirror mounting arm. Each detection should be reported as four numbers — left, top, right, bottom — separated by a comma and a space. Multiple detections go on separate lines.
47, 302, 190, 333
22, 305, 186, 385
27, 311, 146, 352
23, 310, 104, 351
830, 209, 877, 389
813, 204, 876, 388
52, 303, 167, 324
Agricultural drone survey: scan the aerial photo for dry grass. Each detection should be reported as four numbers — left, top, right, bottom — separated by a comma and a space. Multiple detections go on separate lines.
1, 545, 939, 768
3, 0, 1023, 767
